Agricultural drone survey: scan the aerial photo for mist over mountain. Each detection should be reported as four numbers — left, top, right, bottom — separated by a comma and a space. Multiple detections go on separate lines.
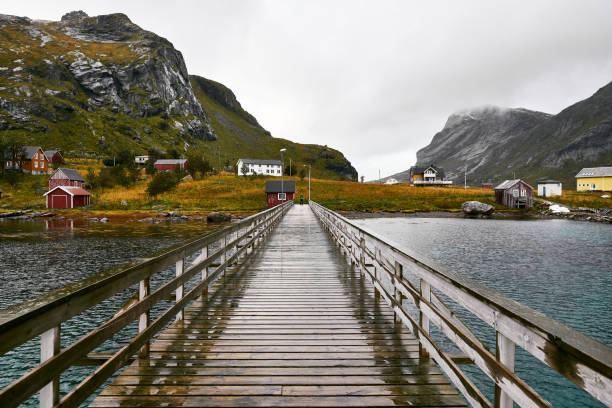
387, 82, 612, 187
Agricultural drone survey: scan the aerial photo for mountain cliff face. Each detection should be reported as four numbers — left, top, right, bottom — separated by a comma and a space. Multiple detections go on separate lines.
0, 11, 357, 180
414, 82, 612, 188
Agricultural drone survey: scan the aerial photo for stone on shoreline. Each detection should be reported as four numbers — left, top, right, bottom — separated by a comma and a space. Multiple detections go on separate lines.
462, 201, 495, 216
207, 212, 231, 223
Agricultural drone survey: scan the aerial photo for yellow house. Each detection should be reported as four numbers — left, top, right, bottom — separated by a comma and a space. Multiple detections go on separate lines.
575, 167, 612, 191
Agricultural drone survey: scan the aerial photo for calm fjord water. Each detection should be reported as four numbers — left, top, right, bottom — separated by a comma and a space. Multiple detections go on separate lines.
0, 216, 610, 407
353, 216, 611, 408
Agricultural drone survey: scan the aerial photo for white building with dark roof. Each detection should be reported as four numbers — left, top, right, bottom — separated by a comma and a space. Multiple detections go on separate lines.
237, 159, 283, 176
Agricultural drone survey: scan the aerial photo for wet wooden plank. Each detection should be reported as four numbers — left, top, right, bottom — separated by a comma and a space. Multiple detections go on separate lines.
93, 205, 466, 407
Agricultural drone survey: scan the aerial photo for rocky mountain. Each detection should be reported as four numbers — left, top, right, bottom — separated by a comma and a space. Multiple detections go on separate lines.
0, 11, 357, 180
412, 82, 612, 188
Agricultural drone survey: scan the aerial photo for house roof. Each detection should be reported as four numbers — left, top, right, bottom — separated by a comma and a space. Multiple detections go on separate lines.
537, 179, 562, 184
239, 158, 283, 166
44, 186, 91, 196
155, 159, 187, 165
23, 146, 46, 160
54, 168, 85, 182
494, 179, 533, 190
575, 167, 612, 178
265, 180, 296, 193
44, 149, 62, 158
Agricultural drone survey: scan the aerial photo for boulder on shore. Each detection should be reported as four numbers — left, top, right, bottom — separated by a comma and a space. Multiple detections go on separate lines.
207, 212, 231, 223
462, 201, 495, 216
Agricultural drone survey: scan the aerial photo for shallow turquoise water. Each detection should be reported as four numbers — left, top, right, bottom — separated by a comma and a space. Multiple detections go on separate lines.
353, 217, 611, 408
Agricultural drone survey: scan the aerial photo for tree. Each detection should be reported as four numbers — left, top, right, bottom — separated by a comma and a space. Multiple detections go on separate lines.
185, 149, 211, 176
146, 171, 178, 196
360, 176, 365, 183
145, 159, 157, 175
240, 163, 249, 176
299, 168, 306, 181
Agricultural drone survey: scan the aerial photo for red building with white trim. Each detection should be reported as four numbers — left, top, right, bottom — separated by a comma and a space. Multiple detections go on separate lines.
265, 180, 295, 208
49, 168, 86, 189
154, 159, 187, 171
44, 186, 91, 209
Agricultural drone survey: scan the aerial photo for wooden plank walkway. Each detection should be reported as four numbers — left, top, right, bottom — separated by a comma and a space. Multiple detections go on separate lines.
92, 205, 467, 407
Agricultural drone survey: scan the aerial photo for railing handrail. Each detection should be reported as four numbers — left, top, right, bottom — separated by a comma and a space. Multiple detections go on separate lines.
310, 200, 612, 407
0, 201, 292, 408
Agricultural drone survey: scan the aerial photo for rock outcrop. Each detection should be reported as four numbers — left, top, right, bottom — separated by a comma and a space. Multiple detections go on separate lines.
0, 10, 215, 145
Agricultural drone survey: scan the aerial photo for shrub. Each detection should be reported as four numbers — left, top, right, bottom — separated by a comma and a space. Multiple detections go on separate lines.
146, 171, 178, 196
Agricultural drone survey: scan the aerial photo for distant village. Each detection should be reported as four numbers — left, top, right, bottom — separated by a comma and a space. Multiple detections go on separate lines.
378, 164, 612, 209
0, 147, 610, 211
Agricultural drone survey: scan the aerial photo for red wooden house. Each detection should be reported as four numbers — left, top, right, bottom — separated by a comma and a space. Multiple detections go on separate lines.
49, 168, 85, 189
44, 186, 91, 209
4, 146, 48, 174
494, 179, 533, 209
154, 159, 187, 171
265, 180, 295, 208
44, 149, 64, 165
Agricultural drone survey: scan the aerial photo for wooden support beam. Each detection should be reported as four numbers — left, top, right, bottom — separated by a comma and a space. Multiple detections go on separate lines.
495, 332, 516, 408
138, 278, 149, 358
40, 326, 60, 408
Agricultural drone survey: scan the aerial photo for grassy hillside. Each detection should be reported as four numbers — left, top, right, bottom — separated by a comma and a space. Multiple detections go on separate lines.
0, 12, 358, 181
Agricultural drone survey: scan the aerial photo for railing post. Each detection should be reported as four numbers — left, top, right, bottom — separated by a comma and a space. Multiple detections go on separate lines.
40, 326, 60, 408
394, 261, 404, 324
175, 257, 184, 321
201, 246, 208, 299
419, 279, 431, 357
495, 332, 516, 408
138, 277, 150, 357
359, 237, 365, 276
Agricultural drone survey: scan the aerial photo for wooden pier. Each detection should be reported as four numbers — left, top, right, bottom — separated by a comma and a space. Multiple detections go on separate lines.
0, 201, 610, 408
91, 204, 465, 407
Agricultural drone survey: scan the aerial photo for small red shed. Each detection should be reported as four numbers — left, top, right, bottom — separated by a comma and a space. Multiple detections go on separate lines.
44, 149, 64, 165
265, 180, 295, 208
44, 186, 91, 209
154, 159, 187, 171
49, 168, 85, 190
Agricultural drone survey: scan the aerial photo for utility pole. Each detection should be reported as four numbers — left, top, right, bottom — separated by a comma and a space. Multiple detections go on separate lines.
308, 164, 311, 201
379, 169, 381, 183
464, 165, 467, 189
280, 148, 286, 202
217, 148, 221, 184
289, 158, 292, 177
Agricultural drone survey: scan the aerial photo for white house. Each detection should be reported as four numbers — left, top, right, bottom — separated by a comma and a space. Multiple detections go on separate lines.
134, 155, 150, 165
537, 179, 562, 197
384, 178, 399, 185
237, 159, 283, 176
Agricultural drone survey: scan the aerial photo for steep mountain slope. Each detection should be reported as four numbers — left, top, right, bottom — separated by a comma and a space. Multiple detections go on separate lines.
191, 76, 357, 180
414, 82, 612, 188
0, 11, 357, 180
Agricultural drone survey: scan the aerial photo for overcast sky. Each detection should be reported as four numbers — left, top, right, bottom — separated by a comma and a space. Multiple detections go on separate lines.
5, 1, 612, 179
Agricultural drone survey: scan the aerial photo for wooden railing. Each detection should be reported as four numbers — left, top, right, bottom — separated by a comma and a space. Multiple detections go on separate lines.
310, 201, 612, 408
0, 201, 292, 408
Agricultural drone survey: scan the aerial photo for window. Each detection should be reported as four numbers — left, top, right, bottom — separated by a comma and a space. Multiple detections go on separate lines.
34, 161, 38, 168
512, 189, 518, 197
520, 189, 526, 197
41, 161, 45, 168
278, 193, 286, 201
277, 170, 281, 174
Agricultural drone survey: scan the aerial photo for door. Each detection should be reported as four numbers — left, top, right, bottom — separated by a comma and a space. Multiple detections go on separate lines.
52, 195, 68, 208
543, 186, 546, 196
